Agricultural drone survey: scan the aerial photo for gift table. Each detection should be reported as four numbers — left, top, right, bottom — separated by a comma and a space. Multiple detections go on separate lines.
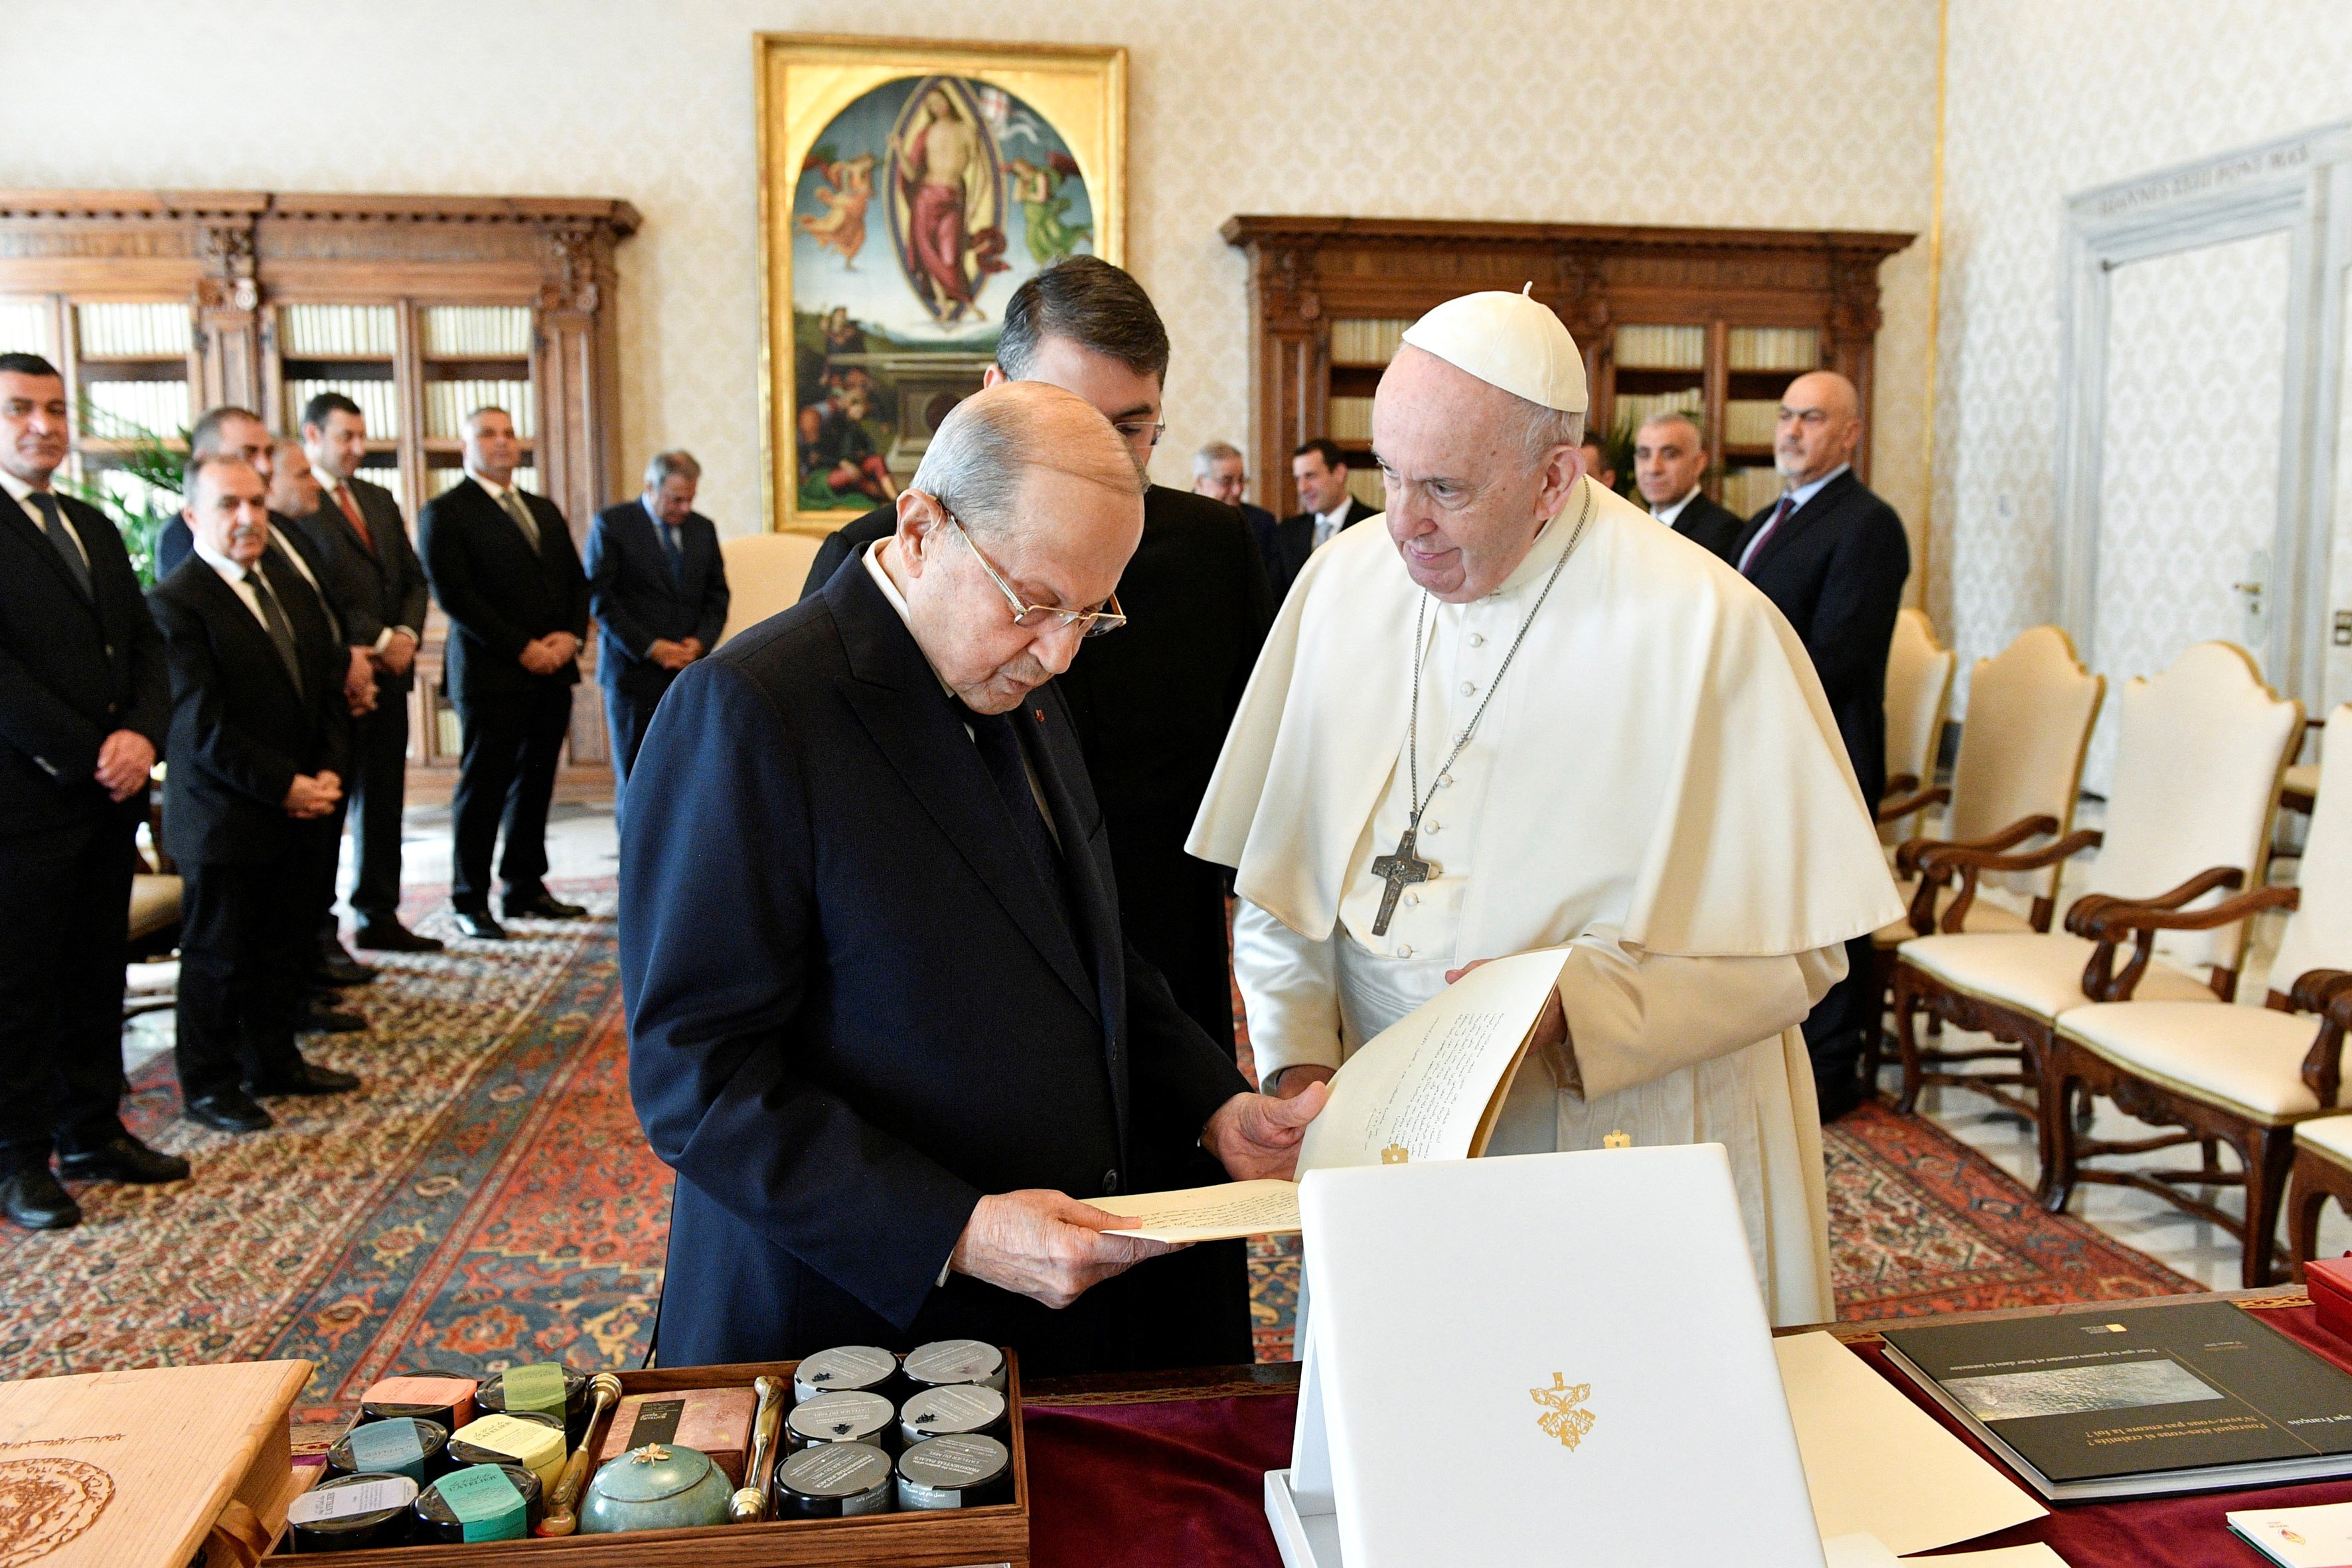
1018, 1288, 2351, 1568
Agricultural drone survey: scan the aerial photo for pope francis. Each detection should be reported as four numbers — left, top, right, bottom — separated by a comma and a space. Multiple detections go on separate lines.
1187, 289, 1903, 1324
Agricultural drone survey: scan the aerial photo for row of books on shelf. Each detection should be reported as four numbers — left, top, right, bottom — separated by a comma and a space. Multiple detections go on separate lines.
1610, 323, 1824, 373
1723, 398, 1782, 447
1328, 396, 1374, 444
82, 379, 191, 439
423, 305, 533, 358
1612, 387, 1703, 430
0, 300, 50, 358
279, 304, 396, 358
78, 302, 189, 360
1726, 326, 1820, 372
1330, 318, 1410, 366
1721, 465, 1784, 518
422, 380, 536, 440
284, 378, 400, 439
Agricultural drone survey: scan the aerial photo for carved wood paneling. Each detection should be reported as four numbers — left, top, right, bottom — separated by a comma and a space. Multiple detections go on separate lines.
1222, 214, 1915, 516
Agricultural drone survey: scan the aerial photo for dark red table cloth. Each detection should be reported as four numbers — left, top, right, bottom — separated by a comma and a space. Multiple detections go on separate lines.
1026, 1304, 2352, 1568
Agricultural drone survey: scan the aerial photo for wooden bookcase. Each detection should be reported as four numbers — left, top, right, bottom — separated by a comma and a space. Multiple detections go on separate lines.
1220, 216, 1916, 520
0, 189, 641, 803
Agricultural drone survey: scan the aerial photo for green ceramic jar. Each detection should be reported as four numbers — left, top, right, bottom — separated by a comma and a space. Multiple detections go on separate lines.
578, 1443, 736, 1535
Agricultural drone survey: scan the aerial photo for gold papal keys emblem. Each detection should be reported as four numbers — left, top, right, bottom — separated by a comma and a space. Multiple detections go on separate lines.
1531, 1373, 1597, 1450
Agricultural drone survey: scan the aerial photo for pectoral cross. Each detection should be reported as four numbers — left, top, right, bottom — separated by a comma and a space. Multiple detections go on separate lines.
1370, 823, 1433, 937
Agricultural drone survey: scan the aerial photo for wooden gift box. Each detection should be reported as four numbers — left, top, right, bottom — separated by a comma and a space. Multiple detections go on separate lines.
275, 1354, 1028, 1567
0, 1358, 313, 1568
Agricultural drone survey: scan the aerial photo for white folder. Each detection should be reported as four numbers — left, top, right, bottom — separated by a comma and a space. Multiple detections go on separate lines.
1267, 1144, 1824, 1568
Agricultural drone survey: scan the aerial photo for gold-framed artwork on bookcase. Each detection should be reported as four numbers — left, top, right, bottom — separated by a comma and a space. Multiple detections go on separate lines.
1221, 216, 1913, 519
0, 188, 639, 804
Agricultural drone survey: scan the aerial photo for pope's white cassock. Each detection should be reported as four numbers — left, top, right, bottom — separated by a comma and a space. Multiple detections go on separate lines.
1186, 296, 1903, 1327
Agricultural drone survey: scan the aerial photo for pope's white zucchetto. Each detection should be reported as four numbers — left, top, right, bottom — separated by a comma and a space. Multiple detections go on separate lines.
1397, 284, 1589, 415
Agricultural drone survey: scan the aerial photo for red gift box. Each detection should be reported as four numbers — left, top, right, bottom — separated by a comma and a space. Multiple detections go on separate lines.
2310, 1255, 2352, 1343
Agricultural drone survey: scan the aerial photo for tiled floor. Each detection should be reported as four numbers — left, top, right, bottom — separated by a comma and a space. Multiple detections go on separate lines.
124, 795, 2345, 1289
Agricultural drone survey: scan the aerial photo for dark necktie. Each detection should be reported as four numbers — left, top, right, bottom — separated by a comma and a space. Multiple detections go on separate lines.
661, 521, 684, 586
1740, 493, 1797, 578
497, 486, 541, 551
968, 705, 1069, 930
28, 491, 92, 600
248, 564, 305, 697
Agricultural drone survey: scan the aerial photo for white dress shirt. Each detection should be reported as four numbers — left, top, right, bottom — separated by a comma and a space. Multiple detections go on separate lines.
1649, 485, 1701, 528
1311, 499, 1353, 551
191, 535, 274, 630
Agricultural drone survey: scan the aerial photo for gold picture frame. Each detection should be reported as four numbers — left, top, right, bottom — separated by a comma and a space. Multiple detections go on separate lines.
755, 33, 1127, 534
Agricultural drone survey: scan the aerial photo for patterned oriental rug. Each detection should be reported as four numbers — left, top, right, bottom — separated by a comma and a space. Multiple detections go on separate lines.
0, 888, 2192, 1413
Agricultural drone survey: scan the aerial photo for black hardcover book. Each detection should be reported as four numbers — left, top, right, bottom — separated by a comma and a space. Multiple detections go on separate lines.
1881, 1301, 2352, 1501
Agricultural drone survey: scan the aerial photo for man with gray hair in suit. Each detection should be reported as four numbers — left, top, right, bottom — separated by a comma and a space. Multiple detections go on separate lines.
585, 449, 731, 818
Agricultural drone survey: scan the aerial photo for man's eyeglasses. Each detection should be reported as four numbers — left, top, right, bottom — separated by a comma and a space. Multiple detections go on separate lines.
1111, 418, 1166, 449
945, 509, 1127, 638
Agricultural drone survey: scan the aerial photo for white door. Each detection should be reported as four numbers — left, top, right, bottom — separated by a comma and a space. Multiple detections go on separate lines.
2084, 229, 2290, 791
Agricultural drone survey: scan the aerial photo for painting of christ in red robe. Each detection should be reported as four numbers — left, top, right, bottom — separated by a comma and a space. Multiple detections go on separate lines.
887, 82, 1009, 323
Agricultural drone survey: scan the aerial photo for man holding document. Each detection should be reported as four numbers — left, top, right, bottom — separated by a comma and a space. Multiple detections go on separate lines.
1187, 288, 1903, 1324
621, 382, 1320, 1376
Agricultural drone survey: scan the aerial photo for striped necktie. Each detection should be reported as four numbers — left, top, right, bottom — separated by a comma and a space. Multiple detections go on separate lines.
29, 491, 92, 599
1739, 493, 1797, 578
248, 564, 305, 696
497, 485, 540, 551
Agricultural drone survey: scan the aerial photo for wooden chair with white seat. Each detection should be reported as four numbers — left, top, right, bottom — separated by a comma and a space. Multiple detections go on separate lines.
715, 531, 826, 649
1864, 627, 2105, 1099
1876, 608, 1956, 845
2288, 1086, 2352, 1278
1891, 643, 2303, 1194
2042, 703, 2352, 1285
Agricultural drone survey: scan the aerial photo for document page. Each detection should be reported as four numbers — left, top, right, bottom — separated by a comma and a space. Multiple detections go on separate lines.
1093, 1179, 1301, 1243
1295, 947, 1567, 1174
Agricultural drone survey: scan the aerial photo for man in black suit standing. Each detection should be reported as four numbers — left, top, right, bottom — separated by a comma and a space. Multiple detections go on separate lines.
1265, 438, 1375, 602
626, 382, 1322, 1373
1634, 412, 1745, 560
0, 354, 187, 1229
295, 394, 440, 955
584, 450, 730, 820
418, 408, 590, 941
151, 455, 361, 1135
1729, 370, 1911, 1119
1191, 439, 1280, 583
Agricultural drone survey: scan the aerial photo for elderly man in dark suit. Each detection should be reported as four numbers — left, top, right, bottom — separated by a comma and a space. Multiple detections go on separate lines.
418, 407, 590, 941
585, 449, 730, 819
295, 392, 439, 955
1192, 438, 1280, 575
1633, 412, 1745, 560
1730, 370, 1911, 1120
798, 258, 1271, 1063
151, 454, 362, 1135
1264, 438, 1375, 601
627, 382, 1322, 1375
0, 354, 185, 1229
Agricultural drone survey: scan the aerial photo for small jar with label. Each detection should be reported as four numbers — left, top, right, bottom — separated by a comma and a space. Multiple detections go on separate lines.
447, 1410, 566, 1489
359, 1370, 478, 1432
775, 1441, 895, 1518
325, 1416, 451, 1484
792, 1344, 899, 1403
896, 1433, 1012, 1510
477, 1362, 592, 1445
898, 1383, 1008, 1447
787, 1389, 896, 1453
902, 1338, 1007, 1393
414, 1462, 544, 1543
286, 1472, 417, 1553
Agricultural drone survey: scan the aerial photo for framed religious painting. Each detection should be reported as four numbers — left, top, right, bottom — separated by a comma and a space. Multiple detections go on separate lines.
755, 33, 1127, 532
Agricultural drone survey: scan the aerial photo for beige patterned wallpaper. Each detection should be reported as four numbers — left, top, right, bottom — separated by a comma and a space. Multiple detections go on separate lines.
3, 0, 1936, 554
1936, 0, 2352, 723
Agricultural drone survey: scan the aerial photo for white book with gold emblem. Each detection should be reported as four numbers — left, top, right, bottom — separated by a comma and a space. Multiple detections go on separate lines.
1267, 1145, 1822, 1568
